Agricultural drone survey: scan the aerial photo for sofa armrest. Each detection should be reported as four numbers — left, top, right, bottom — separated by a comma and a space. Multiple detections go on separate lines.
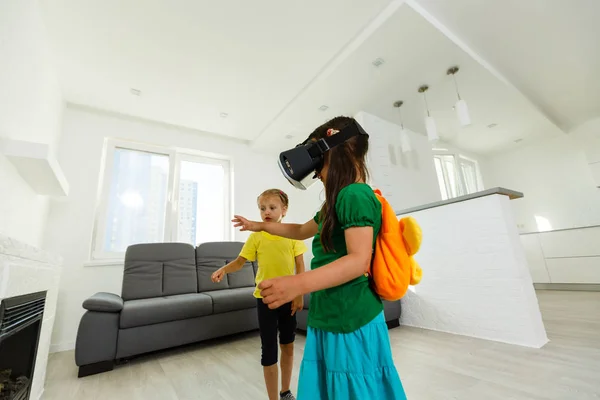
76, 310, 119, 369
83, 292, 124, 312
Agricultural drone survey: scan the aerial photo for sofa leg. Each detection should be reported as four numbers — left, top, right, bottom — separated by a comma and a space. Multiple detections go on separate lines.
78, 360, 114, 378
386, 319, 400, 330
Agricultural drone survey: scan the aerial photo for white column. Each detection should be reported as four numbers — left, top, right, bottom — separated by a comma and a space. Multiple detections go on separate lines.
400, 194, 548, 348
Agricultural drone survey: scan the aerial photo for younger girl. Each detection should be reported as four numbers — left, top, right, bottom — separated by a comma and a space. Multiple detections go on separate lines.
232, 117, 407, 400
212, 189, 306, 400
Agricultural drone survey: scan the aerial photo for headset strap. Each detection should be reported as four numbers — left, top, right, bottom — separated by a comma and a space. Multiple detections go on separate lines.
307, 121, 366, 158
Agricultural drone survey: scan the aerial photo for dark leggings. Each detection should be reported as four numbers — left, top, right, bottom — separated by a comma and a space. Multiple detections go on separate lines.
257, 299, 297, 366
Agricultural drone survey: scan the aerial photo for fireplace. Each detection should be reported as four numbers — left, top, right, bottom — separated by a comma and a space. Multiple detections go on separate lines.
0, 291, 46, 400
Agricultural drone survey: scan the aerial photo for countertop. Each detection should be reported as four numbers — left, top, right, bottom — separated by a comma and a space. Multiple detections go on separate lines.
396, 187, 524, 215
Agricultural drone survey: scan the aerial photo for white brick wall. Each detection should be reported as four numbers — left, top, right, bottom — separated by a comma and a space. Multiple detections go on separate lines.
0, 234, 62, 400
400, 195, 548, 348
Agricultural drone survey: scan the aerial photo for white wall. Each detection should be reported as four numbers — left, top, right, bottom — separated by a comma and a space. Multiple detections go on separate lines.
571, 118, 600, 164
0, 0, 64, 247
482, 131, 600, 233
46, 106, 322, 351
356, 111, 441, 212
571, 118, 600, 187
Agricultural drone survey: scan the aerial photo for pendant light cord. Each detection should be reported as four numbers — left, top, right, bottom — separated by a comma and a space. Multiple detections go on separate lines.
422, 92, 431, 117
451, 73, 462, 100
398, 109, 404, 129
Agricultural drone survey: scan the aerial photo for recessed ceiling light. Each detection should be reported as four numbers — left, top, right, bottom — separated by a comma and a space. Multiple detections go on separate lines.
130, 88, 141, 96
220, 112, 228, 118
487, 123, 498, 129
372, 57, 385, 67
318, 105, 329, 111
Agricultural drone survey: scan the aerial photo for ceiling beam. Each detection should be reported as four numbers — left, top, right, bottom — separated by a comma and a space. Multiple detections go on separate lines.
404, 0, 566, 133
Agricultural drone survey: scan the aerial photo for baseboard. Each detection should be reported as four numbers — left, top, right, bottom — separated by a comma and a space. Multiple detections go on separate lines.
50, 341, 75, 353
534, 283, 600, 292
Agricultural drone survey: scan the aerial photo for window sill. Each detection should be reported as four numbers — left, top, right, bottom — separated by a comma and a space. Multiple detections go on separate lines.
84, 259, 124, 267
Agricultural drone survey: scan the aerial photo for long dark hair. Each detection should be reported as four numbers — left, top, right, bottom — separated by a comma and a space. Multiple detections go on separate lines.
309, 116, 369, 252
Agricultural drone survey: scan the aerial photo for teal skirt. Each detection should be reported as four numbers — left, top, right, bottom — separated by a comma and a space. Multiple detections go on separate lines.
298, 312, 407, 400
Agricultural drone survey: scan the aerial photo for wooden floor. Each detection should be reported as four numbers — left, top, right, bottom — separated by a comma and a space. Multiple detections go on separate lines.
43, 291, 600, 400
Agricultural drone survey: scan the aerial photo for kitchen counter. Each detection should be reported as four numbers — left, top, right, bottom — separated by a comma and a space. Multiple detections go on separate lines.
397, 188, 548, 348
396, 187, 523, 215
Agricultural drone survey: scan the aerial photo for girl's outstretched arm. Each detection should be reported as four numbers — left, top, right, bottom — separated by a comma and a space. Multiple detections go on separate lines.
232, 215, 318, 240
259, 226, 373, 309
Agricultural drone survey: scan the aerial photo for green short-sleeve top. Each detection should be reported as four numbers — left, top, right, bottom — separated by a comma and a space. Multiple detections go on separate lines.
308, 183, 383, 333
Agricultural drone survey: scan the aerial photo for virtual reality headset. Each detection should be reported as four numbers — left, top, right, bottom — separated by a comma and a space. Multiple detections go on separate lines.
278, 119, 368, 190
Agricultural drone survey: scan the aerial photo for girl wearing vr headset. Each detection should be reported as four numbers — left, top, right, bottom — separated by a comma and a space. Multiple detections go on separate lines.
212, 189, 306, 400
232, 117, 406, 400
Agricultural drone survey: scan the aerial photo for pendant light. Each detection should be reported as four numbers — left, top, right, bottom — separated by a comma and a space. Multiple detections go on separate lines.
418, 85, 439, 142
393, 100, 412, 153
447, 66, 471, 127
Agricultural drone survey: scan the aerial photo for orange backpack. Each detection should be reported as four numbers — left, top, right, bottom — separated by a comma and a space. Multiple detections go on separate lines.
370, 189, 423, 301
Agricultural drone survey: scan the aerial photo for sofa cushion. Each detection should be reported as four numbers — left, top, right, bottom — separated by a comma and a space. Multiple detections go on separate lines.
203, 287, 256, 313
122, 243, 197, 301
120, 293, 213, 329
196, 258, 229, 292
121, 260, 163, 301
163, 259, 198, 297
227, 261, 255, 289
196, 242, 246, 292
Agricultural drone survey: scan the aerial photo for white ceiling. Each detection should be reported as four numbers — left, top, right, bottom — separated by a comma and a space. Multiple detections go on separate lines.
40, 0, 393, 141
253, 4, 562, 155
412, 0, 600, 132
40, 0, 596, 155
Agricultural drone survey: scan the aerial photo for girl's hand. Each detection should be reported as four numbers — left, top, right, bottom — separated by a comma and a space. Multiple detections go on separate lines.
259, 276, 302, 310
211, 267, 226, 283
291, 295, 304, 316
232, 215, 262, 232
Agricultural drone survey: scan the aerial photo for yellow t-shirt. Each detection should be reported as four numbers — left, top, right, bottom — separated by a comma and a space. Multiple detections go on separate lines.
240, 231, 307, 298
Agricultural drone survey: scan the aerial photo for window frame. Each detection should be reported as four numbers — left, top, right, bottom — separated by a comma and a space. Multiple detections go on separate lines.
171, 152, 233, 247
457, 156, 480, 195
90, 138, 233, 261
432, 150, 483, 200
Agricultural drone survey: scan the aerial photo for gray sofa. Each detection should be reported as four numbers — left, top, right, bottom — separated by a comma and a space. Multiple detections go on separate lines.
296, 294, 401, 331
75, 242, 259, 377
75, 241, 403, 377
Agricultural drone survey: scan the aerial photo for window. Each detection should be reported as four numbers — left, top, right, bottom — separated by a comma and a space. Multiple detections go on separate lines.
433, 151, 482, 200
92, 140, 231, 260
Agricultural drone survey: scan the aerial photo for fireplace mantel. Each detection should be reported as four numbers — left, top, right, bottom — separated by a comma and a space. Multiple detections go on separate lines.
0, 234, 62, 400
0, 235, 62, 268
